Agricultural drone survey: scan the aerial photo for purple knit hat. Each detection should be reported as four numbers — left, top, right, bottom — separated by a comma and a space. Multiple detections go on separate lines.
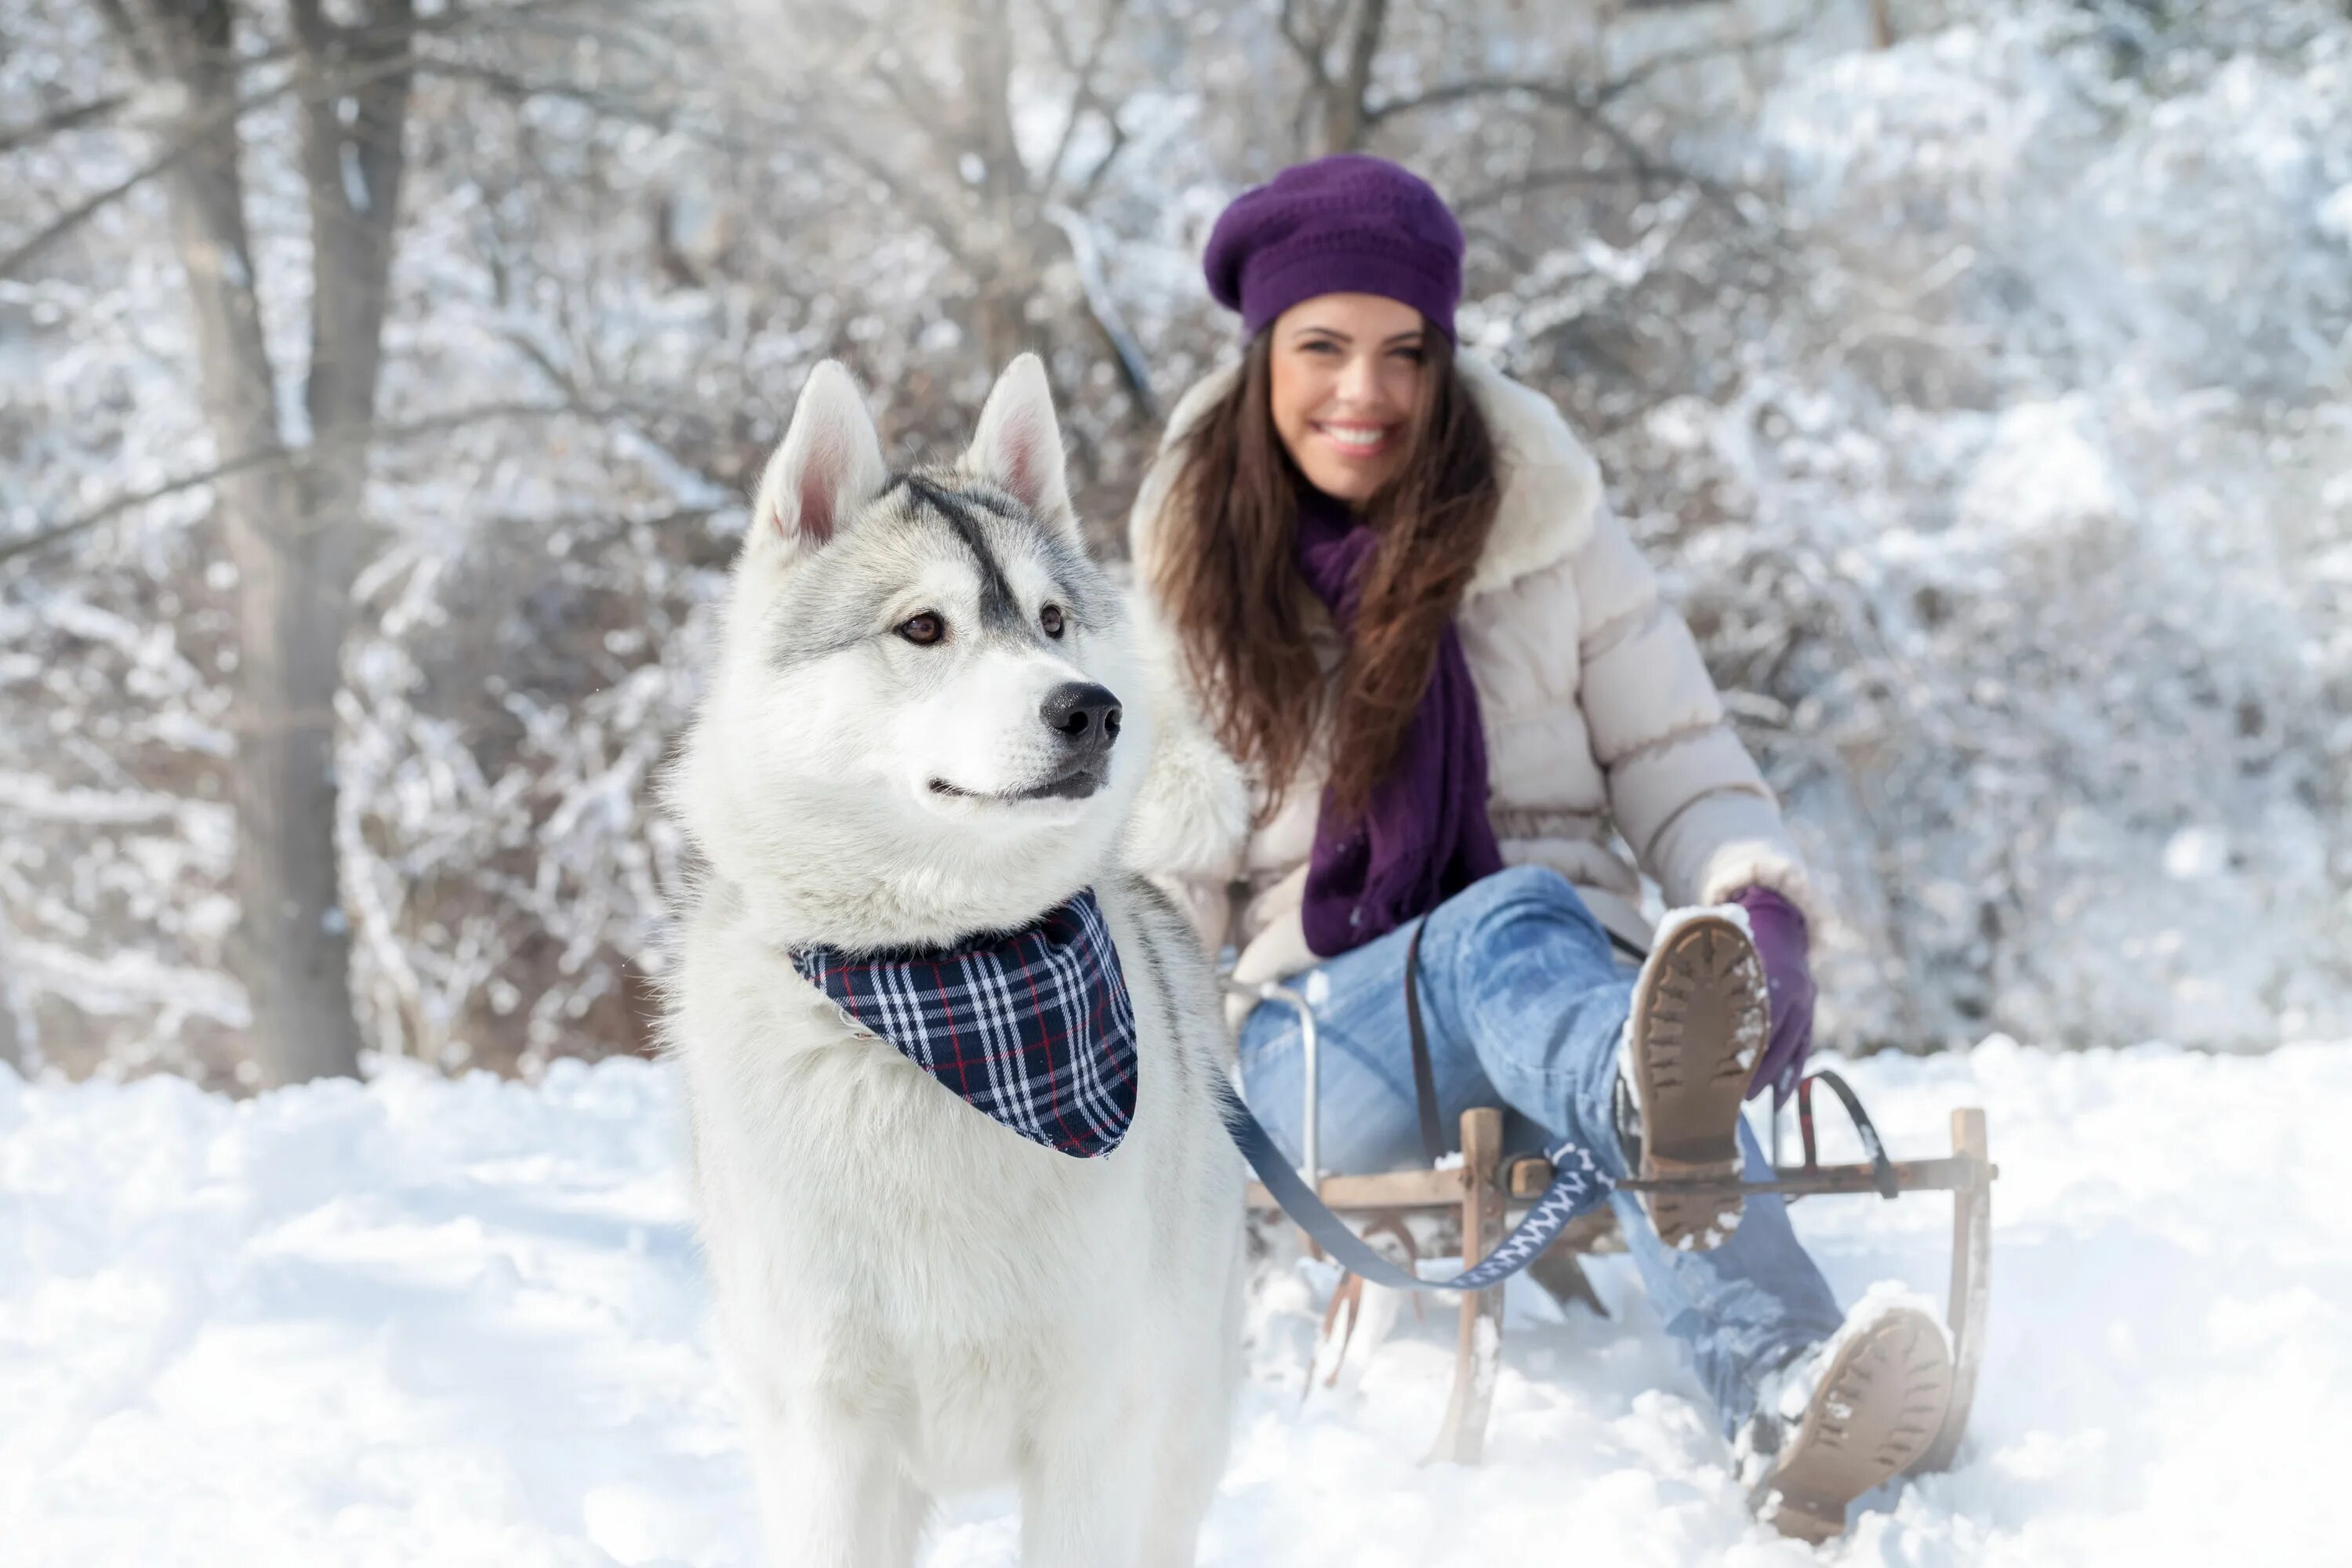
1203, 154, 1465, 342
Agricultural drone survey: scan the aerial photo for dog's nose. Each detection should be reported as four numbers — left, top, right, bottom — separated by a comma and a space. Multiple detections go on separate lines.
1040, 681, 1122, 756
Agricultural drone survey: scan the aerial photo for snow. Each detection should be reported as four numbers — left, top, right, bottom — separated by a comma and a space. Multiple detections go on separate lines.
7, 1038, 2347, 1564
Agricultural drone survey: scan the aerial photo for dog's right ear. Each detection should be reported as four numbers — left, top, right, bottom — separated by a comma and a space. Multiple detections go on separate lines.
748, 360, 888, 557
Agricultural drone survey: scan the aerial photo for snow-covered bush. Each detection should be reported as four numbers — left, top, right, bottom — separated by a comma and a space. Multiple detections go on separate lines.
1646, 2, 2352, 1048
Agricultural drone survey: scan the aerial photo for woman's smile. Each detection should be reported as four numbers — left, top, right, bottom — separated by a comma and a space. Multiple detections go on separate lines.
1312, 419, 1403, 459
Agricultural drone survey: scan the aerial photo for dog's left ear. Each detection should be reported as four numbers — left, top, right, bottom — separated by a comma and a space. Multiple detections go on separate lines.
964, 354, 1075, 531
749, 360, 890, 559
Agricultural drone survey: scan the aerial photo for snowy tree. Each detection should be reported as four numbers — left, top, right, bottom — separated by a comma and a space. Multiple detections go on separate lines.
1, 0, 706, 1081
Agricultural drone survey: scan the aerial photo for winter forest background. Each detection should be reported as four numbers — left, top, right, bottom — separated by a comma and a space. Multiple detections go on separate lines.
3, 0, 2348, 1092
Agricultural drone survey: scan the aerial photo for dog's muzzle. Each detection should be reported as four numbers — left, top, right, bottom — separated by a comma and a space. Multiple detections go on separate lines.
927, 682, 1123, 804
1036, 682, 1121, 797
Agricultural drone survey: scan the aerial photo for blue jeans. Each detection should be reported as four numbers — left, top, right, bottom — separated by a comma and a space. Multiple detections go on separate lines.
1239, 865, 1844, 1436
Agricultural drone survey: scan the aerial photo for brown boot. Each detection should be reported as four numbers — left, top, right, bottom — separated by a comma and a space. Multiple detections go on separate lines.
1623, 911, 1769, 1250
1743, 1305, 1957, 1544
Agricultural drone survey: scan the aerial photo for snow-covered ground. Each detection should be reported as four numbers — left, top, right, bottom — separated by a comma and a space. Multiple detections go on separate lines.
4, 1040, 2344, 1565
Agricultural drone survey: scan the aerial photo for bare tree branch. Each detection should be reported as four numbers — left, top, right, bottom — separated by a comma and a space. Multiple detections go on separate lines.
1357, 67, 1749, 217
4, 0, 639, 281
1365, 14, 1811, 125
1277, 0, 1333, 89
1034, 0, 1087, 77
1040, 0, 1130, 204
1591, 15, 1815, 106
792, 0, 981, 189
1453, 164, 1650, 217
1044, 203, 1156, 420
791, 117, 977, 267
1566, 96, 1748, 216
0, 68, 299, 281
420, 59, 700, 132
757, 0, 1039, 285
0, 401, 621, 568
92, 0, 166, 77
2, 441, 295, 568
1073, 111, 1131, 205
1362, 71, 1579, 125
0, 92, 132, 156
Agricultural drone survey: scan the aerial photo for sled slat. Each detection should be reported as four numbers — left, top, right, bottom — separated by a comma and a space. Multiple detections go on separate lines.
1424, 1108, 1504, 1467
1915, 1109, 1991, 1472
1621, 1154, 1996, 1200
1247, 1165, 1462, 1210
1247, 1152, 1994, 1213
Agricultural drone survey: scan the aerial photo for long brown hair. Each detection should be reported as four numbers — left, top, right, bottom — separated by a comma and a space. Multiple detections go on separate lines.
1152, 326, 1503, 822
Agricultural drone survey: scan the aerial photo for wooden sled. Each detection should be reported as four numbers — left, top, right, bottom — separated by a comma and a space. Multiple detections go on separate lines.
1244, 1085, 1996, 1468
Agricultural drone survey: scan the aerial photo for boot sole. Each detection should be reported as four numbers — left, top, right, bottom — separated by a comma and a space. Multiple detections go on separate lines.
1628, 913, 1767, 1251
1755, 1307, 1955, 1544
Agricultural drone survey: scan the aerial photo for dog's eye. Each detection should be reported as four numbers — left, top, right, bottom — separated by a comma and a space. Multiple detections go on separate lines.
1040, 604, 1065, 639
897, 612, 946, 646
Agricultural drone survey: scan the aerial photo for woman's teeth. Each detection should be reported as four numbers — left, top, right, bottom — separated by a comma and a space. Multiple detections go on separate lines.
1323, 426, 1390, 452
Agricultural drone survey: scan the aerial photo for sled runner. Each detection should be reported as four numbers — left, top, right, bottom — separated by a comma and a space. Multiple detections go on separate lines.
1239, 982, 1997, 1469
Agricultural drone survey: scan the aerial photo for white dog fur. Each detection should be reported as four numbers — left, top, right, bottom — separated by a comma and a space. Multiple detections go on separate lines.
662, 355, 1247, 1567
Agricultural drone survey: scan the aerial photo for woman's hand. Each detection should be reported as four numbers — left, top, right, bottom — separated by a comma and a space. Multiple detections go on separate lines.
1729, 886, 1814, 1105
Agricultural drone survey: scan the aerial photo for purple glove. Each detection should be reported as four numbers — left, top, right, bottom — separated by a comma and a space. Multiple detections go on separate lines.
1729, 886, 1814, 1106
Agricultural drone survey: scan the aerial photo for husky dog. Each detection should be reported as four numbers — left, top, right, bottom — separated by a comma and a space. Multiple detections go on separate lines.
663, 356, 1247, 1568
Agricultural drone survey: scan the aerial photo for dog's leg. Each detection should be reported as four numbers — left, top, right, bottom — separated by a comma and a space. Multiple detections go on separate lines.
1134, 1387, 1231, 1568
1019, 1409, 1151, 1568
1138, 1221, 1247, 1567
742, 1394, 927, 1568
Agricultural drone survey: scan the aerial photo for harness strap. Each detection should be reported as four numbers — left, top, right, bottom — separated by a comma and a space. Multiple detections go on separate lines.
1228, 1094, 1618, 1293
1796, 1069, 1900, 1199
1402, 916, 1447, 1167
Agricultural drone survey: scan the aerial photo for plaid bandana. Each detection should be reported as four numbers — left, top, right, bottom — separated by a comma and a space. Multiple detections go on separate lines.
789, 890, 1139, 1158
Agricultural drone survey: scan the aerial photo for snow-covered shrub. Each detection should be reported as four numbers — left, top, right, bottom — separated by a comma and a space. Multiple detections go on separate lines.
1627, 1, 2352, 1048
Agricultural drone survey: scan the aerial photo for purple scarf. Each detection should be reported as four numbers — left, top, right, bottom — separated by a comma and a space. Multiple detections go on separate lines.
1295, 488, 1504, 957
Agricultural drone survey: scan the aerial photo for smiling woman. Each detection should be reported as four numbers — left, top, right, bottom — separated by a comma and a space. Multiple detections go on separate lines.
1124, 154, 1947, 1541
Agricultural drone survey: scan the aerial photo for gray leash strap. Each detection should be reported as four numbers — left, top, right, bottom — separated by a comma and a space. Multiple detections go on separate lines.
1226, 1095, 1618, 1293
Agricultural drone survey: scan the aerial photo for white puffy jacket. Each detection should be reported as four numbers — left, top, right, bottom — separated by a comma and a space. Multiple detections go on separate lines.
1120, 354, 1817, 1014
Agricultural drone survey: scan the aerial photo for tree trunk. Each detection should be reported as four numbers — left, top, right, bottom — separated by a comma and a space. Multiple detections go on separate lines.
113, 0, 416, 1086
130, 1, 358, 1086
960, 0, 1036, 369
0, 935, 24, 1073
276, 0, 414, 1083
1319, 0, 1389, 153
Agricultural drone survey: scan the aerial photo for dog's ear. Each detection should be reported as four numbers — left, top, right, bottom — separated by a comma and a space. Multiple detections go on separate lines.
964, 354, 1074, 530
750, 360, 889, 556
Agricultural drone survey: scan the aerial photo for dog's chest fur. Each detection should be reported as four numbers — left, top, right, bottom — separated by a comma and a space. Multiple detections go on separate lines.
670, 875, 1240, 1493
